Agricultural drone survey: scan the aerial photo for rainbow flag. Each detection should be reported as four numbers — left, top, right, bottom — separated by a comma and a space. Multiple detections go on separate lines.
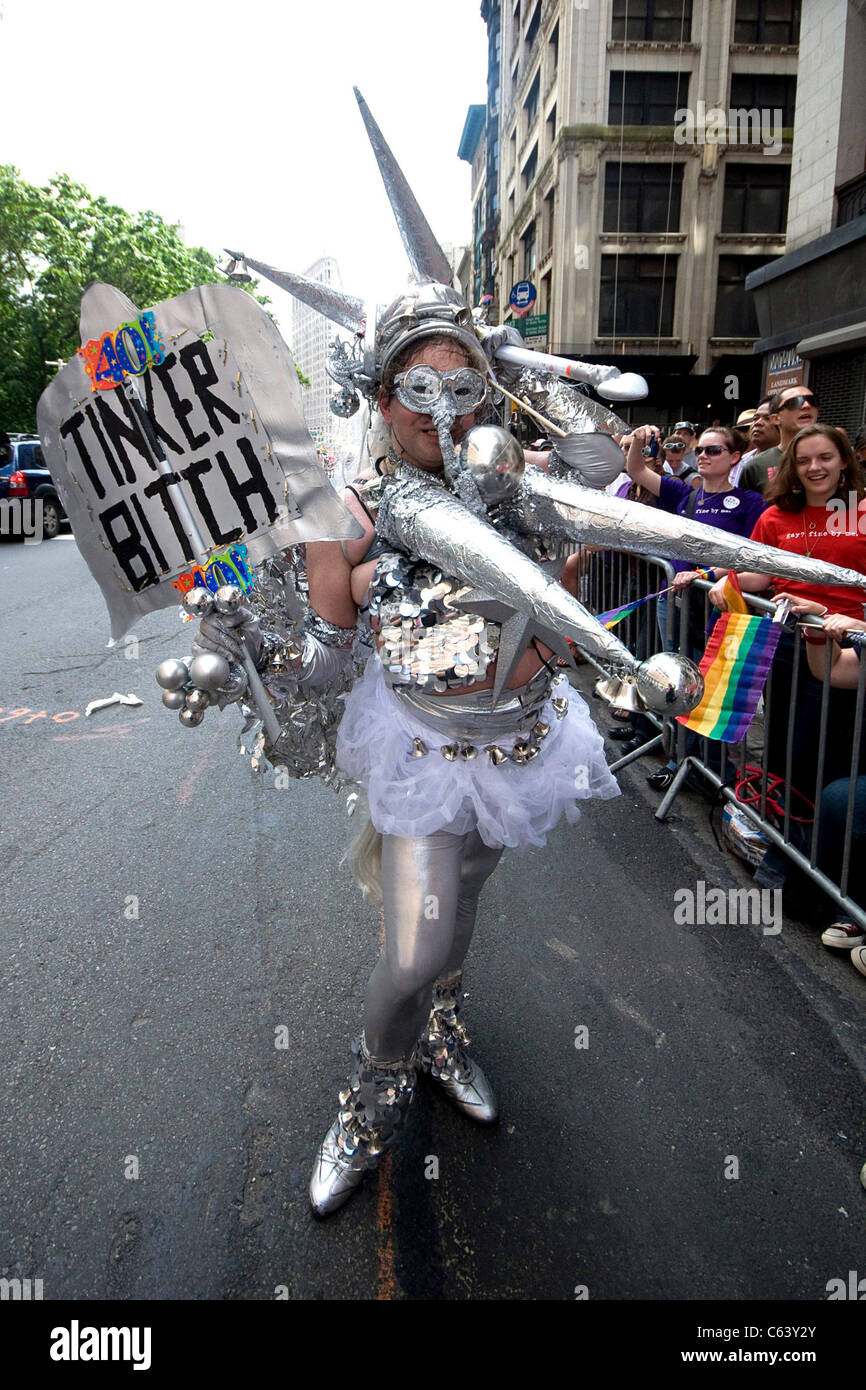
597, 597, 647, 630
677, 612, 781, 742
596, 570, 714, 630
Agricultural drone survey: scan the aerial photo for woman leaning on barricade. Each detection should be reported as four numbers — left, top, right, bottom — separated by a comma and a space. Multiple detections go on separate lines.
625, 424, 766, 787
708, 424, 866, 884
759, 596, 866, 981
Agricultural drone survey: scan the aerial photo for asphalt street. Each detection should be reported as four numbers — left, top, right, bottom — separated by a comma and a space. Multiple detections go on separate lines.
1, 534, 864, 1302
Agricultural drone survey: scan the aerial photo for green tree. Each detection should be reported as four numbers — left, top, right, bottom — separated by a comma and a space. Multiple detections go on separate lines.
0, 167, 309, 431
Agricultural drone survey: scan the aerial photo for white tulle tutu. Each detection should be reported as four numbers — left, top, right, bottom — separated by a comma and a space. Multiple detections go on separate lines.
336, 657, 620, 849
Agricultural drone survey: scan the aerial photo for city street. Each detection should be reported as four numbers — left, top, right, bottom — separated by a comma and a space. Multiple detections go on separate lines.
1, 534, 864, 1302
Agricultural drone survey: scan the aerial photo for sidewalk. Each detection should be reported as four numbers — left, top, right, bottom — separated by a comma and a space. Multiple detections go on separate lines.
570, 661, 866, 1085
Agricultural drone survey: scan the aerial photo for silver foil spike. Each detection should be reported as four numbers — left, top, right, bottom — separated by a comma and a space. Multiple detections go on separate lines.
512, 467, 866, 591
375, 474, 640, 698
353, 87, 454, 287
223, 250, 365, 334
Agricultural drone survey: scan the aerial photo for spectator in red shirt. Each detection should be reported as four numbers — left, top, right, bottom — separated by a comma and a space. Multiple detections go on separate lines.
710, 423, 866, 818
709, 424, 866, 619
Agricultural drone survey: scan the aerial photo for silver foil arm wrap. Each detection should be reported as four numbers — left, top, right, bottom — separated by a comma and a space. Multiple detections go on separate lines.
374, 471, 640, 679
238, 550, 369, 782
508, 467, 866, 591
518, 369, 627, 438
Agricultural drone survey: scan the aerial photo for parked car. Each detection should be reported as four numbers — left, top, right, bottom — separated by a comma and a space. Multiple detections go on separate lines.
0, 433, 66, 540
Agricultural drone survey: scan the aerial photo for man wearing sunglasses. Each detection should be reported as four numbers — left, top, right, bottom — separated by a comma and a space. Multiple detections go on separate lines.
739, 386, 819, 493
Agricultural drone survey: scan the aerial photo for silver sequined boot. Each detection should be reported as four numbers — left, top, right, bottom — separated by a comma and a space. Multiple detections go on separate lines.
418, 973, 498, 1124
309, 1034, 416, 1217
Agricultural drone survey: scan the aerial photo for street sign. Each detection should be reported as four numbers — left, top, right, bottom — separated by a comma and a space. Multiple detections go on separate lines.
517, 313, 548, 338
509, 280, 537, 317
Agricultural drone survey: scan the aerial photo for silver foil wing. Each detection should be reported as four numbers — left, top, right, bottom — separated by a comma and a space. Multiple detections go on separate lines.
512, 468, 866, 590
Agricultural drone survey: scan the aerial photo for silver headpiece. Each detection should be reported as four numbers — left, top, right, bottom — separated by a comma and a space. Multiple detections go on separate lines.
224, 89, 491, 417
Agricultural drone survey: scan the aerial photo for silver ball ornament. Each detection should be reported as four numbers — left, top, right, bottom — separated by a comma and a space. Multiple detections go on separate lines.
161, 689, 187, 710
459, 426, 525, 506
185, 687, 211, 712
330, 386, 359, 418
215, 584, 242, 615
188, 652, 231, 693
634, 653, 704, 716
182, 587, 215, 619
156, 658, 190, 691
179, 707, 205, 728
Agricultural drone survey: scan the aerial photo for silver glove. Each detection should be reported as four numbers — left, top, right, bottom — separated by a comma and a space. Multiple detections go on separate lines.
193, 604, 263, 666
479, 324, 525, 387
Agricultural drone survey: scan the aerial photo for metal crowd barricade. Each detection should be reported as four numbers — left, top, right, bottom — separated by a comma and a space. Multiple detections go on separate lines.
575, 547, 866, 932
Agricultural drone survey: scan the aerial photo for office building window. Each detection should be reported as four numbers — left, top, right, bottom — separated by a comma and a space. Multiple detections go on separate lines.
714, 255, 773, 336
603, 162, 683, 232
522, 143, 538, 191
526, 1, 541, 47
721, 164, 790, 233
546, 103, 557, 143
599, 254, 676, 336
540, 271, 551, 316
543, 187, 555, 252
524, 71, 540, 128
549, 21, 558, 70
734, 0, 800, 45
522, 221, 537, 278
609, 71, 689, 125
612, 0, 693, 41
730, 74, 796, 127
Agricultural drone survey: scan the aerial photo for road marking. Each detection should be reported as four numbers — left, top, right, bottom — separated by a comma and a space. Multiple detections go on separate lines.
54, 719, 152, 742
545, 937, 578, 961
610, 994, 667, 1048
177, 733, 222, 805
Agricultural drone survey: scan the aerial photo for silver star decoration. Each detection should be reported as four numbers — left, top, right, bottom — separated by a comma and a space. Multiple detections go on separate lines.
452, 589, 575, 706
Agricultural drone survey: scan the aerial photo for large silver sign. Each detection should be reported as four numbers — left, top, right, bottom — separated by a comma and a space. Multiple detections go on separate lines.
38, 281, 362, 639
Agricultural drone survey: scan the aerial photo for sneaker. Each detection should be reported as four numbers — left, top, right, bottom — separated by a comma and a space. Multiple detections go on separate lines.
607, 725, 637, 741
851, 945, 866, 978
646, 768, 676, 792
821, 922, 866, 950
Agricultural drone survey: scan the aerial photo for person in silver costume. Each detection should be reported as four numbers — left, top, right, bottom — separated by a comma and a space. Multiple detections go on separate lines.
193, 301, 624, 1216
190, 93, 863, 1217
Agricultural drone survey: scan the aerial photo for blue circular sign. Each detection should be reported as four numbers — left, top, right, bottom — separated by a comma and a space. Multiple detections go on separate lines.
509, 280, 537, 313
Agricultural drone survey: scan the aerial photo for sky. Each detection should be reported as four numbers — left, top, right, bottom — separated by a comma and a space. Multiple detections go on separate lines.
1, 0, 488, 330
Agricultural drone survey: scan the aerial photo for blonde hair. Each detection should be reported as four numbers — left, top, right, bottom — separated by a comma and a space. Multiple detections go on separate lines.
345, 800, 383, 904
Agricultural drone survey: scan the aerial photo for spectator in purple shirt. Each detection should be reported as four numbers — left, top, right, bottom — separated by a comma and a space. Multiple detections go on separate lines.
625, 425, 766, 788
627, 425, 765, 587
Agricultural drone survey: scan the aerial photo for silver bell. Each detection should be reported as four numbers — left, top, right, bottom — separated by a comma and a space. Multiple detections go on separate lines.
179, 707, 205, 728
161, 689, 187, 710
185, 688, 211, 713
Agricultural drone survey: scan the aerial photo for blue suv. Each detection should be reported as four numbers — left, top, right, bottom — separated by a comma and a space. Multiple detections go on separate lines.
0, 433, 65, 540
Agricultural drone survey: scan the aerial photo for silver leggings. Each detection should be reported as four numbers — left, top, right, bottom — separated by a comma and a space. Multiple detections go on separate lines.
363, 829, 503, 1061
